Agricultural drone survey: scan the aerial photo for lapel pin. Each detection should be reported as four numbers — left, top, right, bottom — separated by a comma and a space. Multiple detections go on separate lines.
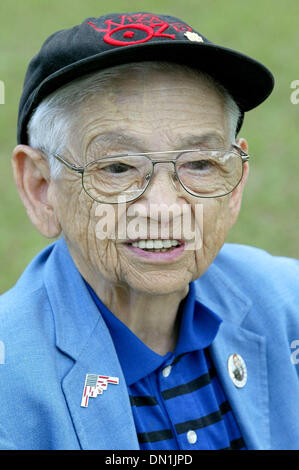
227, 353, 247, 388
81, 374, 119, 407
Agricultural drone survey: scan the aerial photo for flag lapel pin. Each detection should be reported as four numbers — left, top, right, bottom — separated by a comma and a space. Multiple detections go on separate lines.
81, 373, 119, 408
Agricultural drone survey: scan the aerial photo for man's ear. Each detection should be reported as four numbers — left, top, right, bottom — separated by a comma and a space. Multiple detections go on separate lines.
228, 137, 249, 228
11, 144, 61, 238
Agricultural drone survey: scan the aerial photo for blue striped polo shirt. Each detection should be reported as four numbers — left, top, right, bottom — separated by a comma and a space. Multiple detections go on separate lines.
86, 281, 246, 450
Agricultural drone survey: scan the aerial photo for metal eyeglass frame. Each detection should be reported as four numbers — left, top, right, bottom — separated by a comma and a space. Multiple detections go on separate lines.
50, 144, 249, 204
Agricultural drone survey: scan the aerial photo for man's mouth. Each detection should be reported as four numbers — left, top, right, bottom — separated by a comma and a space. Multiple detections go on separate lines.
128, 239, 182, 252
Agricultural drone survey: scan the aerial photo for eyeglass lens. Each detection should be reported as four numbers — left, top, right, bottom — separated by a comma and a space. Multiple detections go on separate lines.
82, 151, 243, 203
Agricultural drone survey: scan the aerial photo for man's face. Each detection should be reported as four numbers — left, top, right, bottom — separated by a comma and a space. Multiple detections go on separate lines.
48, 67, 245, 295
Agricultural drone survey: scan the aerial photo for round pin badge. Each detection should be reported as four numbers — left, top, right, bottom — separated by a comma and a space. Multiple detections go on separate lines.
227, 353, 247, 388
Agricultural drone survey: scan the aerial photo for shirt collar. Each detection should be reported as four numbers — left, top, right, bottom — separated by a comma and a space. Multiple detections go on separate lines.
176, 282, 222, 355
85, 281, 222, 385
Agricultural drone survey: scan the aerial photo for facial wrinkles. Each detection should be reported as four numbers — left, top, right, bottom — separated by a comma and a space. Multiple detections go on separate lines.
116, 77, 230, 270
56, 69, 233, 296
114, 84, 228, 151
50, 154, 118, 281
78, 73, 230, 159
199, 197, 229, 271
57, 183, 123, 284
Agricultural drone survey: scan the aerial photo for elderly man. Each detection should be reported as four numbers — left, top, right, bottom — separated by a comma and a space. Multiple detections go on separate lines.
0, 12, 298, 451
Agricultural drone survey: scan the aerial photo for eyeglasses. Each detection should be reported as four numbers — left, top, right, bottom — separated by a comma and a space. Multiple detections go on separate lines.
51, 144, 249, 204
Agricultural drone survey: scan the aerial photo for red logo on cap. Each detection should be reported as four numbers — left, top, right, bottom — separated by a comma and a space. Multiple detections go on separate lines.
87, 14, 192, 46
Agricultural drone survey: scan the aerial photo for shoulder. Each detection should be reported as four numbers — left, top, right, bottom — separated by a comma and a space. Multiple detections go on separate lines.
214, 243, 299, 298
0, 242, 74, 449
0, 288, 56, 384
200, 243, 299, 337
0, 285, 53, 341
0, 242, 57, 364
195, 243, 299, 330
216, 242, 298, 272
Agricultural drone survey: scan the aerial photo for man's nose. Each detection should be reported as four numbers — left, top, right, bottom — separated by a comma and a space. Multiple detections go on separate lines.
143, 162, 181, 205
127, 162, 190, 241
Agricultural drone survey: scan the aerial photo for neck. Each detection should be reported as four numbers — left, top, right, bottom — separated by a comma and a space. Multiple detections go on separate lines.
67, 239, 189, 355
89, 276, 188, 355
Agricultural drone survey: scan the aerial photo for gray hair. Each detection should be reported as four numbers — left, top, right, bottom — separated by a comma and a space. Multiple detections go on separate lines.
27, 61, 241, 178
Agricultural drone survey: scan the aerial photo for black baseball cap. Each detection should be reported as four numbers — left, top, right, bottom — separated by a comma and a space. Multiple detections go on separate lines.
17, 12, 274, 144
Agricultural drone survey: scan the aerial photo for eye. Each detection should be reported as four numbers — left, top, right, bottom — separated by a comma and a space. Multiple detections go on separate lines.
102, 162, 133, 174
184, 159, 214, 171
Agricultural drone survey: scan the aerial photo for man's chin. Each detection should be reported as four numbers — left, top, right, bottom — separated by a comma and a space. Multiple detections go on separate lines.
124, 272, 192, 297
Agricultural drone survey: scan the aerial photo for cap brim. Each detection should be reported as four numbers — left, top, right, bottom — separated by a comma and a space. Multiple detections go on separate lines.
19, 40, 274, 144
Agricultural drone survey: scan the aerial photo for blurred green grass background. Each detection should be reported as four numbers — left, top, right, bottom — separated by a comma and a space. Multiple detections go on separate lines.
0, 0, 298, 293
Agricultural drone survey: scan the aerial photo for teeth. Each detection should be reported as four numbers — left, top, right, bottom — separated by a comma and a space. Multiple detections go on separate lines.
131, 239, 181, 250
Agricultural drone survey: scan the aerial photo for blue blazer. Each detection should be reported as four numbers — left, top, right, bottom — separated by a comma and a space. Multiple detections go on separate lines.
0, 237, 298, 450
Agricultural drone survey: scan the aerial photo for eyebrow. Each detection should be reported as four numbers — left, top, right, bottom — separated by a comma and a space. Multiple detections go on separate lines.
87, 131, 143, 152
87, 130, 225, 153
174, 133, 225, 148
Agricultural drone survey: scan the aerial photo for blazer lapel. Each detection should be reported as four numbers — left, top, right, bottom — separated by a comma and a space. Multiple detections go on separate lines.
210, 321, 270, 450
44, 237, 139, 450
61, 317, 140, 450
195, 262, 271, 450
